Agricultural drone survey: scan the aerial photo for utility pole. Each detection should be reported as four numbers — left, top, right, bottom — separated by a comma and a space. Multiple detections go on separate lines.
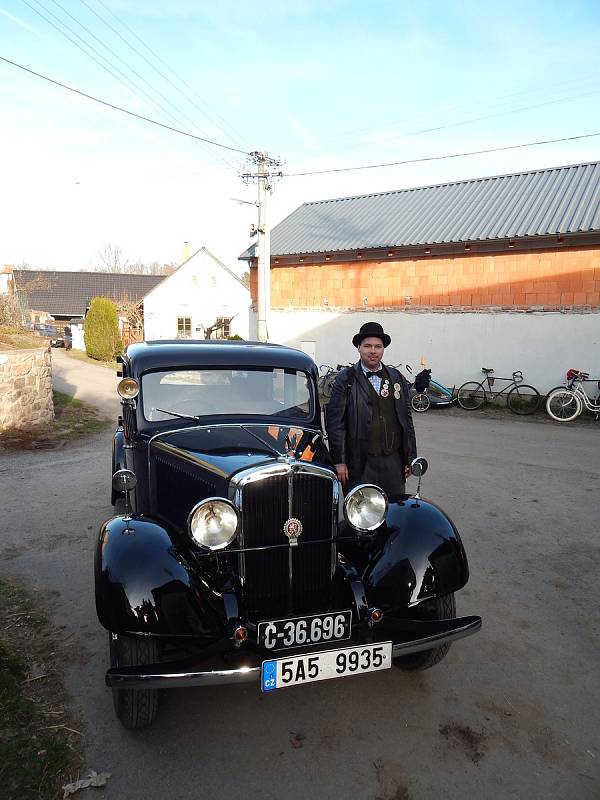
242, 151, 282, 342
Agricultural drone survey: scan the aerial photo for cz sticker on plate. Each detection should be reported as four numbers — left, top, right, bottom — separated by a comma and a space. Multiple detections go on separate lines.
258, 610, 352, 650
261, 641, 392, 692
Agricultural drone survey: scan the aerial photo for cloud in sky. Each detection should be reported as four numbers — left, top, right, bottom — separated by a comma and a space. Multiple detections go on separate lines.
0, 0, 599, 270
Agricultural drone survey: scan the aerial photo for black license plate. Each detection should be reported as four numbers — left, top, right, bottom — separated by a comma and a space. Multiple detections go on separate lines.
258, 610, 352, 650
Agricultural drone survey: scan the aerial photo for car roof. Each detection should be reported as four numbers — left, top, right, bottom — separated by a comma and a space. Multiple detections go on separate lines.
123, 340, 317, 375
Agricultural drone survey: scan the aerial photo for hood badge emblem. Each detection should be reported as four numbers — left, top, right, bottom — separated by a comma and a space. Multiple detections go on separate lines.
283, 517, 303, 547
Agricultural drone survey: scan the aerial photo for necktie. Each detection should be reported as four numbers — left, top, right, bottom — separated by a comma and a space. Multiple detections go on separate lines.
368, 369, 383, 379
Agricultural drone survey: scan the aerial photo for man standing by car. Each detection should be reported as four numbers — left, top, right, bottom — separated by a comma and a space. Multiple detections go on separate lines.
64, 325, 72, 351
325, 321, 417, 499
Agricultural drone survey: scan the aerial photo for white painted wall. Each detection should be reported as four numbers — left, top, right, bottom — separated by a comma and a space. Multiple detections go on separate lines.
266, 309, 600, 394
144, 248, 250, 340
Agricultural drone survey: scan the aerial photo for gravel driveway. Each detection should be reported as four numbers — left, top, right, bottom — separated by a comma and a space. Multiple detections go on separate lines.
1, 380, 599, 799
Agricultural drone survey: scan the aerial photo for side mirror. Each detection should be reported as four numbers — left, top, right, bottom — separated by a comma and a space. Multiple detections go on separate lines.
112, 469, 137, 520
410, 457, 428, 477
410, 457, 428, 501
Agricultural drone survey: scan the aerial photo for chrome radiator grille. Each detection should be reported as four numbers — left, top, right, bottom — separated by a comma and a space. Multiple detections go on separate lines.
240, 468, 335, 619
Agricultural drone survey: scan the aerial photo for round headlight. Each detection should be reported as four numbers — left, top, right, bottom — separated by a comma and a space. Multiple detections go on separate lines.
344, 484, 387, 532
117, 377, 139, 400
188, 498, 238, 550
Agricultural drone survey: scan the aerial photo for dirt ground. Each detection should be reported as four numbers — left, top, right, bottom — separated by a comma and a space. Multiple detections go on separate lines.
1, 407, 599, 800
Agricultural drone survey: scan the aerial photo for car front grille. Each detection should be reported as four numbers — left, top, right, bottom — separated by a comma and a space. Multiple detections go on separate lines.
240, 468, 336, 620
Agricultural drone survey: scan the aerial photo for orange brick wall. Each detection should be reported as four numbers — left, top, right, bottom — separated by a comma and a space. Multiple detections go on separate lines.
250, 246, 600, 311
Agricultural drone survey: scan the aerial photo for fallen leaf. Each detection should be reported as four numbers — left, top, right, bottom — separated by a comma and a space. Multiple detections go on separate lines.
63, 770, 112, 797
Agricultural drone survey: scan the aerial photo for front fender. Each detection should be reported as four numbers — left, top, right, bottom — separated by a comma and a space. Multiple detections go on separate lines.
95, 516, 229, 637
362, 496, 469, 610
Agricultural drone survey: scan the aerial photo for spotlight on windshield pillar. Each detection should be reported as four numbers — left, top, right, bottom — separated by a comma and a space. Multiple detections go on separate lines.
117, 377, 139, 400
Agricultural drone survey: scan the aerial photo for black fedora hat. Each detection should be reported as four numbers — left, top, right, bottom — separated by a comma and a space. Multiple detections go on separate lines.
352, 321, 391, 348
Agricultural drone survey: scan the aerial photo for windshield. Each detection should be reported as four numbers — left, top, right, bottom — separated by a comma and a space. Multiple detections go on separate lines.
141, 367, 313, 422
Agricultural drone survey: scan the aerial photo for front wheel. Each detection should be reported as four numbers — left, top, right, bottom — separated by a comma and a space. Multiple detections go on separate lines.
546, 389, 582, 422
110, 633, 159, 729
457, 382, 486, 410
507, 384, 540, 415
411, 392, 431, 412
394, 593, 456, 670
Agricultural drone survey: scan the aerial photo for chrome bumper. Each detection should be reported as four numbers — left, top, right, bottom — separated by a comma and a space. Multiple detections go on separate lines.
106, 615, 481, 690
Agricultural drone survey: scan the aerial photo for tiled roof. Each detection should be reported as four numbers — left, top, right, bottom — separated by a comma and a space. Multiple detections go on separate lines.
240, 161, 600, 258
13, 270, 164, 316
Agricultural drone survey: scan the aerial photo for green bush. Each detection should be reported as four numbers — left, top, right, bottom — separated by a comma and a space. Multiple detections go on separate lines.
84, 297, 122, 361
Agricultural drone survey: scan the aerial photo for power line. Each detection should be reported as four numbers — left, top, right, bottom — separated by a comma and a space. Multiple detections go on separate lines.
283, 131, 600, 177
0, 55, 250, 155
22, 0, 238, 170
81, 0, 249, 152
316, 88, 600, 159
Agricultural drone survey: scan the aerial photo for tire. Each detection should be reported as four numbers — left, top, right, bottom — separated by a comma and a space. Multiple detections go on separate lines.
110, 633, 159, 729
546, 389, 582, 422
457, 382, 486, 410
393, 593, 456, 671
507, 384, 540, 415
411, 393, 431, 412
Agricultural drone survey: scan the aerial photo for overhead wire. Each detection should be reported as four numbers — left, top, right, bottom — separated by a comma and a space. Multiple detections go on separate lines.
316, 73, 600, 147
0, 55, 250, 155
48, 0, 238, 156
315, 87, 600, 158
19, 0, 241, 169
283, 131, 600, 177
81, 0, 249, 153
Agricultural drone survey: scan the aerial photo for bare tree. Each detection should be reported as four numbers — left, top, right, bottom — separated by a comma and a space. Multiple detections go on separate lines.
241, 271, 250, 288
116, 293, 145, 345
97, 244, 129, 273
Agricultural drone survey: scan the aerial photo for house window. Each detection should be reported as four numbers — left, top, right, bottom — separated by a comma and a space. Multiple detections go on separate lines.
177, 316, 192, 338
216, 317, 231, 338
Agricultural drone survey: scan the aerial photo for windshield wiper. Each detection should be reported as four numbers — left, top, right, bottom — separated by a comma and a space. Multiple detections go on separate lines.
155, 408, 200, 421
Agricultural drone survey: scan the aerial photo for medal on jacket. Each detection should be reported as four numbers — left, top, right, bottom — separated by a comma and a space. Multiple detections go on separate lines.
381, 379, 389, 398
393, 382, 401, 399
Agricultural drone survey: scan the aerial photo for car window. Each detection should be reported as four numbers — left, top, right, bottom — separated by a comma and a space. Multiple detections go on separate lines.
141, 367, 312, 422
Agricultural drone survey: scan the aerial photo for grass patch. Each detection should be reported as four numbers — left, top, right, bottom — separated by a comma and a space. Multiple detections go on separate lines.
0, 580, 83, 800
0, 326, 42, 350
64, 349, 118, 371
0, 391, 111, 451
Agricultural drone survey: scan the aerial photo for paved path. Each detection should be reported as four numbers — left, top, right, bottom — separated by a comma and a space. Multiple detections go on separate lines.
51, 349, 120, 417
1, 410, 599, 799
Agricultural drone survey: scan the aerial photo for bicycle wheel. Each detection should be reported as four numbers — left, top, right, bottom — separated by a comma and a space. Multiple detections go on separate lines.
546, 389, 582, 422
411, 392, 431, 412
507, 384, 541, 415
457, 381, 486, 410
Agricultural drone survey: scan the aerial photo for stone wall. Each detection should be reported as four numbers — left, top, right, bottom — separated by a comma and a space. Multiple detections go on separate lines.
0, 347, 54, 432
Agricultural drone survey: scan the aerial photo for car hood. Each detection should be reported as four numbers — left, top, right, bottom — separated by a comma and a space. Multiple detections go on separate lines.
150, 424, 333, 481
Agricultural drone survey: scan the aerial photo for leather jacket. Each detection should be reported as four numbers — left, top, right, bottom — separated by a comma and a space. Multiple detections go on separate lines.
325, 362, 417, 482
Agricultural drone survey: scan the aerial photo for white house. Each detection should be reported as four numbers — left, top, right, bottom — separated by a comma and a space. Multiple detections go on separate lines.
143, 247, 250, 341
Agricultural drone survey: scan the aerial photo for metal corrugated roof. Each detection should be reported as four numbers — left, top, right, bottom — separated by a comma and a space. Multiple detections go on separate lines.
255, 161, 600, 257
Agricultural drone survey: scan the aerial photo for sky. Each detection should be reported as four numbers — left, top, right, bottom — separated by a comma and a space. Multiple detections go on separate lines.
1, 0, 599, 274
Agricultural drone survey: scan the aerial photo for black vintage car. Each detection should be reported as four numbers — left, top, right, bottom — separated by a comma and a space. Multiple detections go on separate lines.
96, 340, 481, 728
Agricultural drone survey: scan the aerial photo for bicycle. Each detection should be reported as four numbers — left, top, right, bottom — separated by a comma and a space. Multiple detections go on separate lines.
457, 367, 540, 415
403, 364, 455, 412
317, 363, 350, 403
546, 369, 600, 422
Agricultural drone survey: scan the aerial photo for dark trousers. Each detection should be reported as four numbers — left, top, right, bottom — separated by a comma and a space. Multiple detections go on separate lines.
351, 451, 405, 500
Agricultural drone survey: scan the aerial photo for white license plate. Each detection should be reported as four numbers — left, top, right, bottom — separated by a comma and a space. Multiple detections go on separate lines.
258, 610, 352, 650
261, 641, 392, 692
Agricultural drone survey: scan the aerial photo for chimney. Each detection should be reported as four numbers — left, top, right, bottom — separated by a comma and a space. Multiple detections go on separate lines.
181, 242, 191, 263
